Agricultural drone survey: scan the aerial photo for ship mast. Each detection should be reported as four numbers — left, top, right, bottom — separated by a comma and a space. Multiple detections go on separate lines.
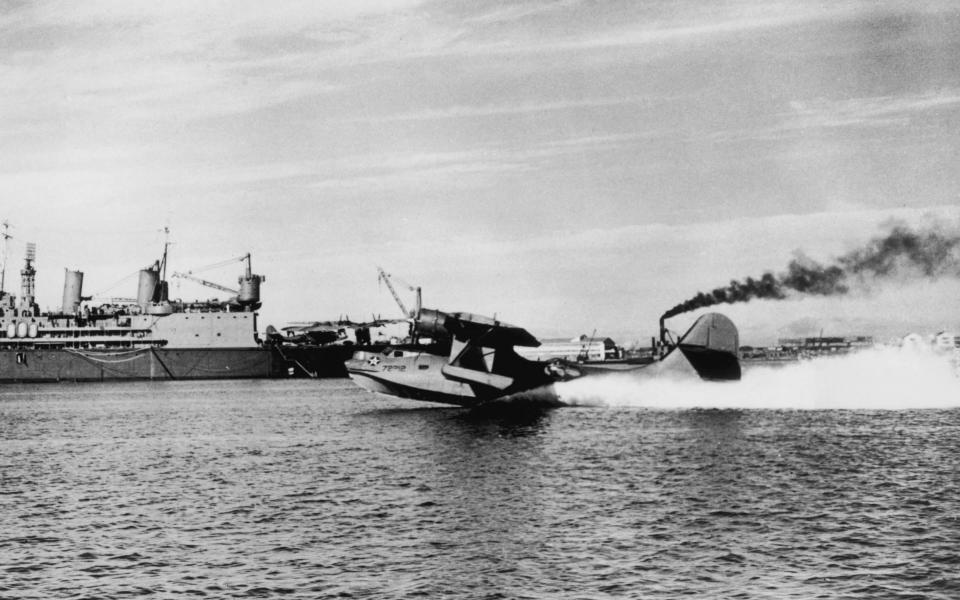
19, 242, 37, 314
0, 220, 11, 295
154, 226, 171, 304
160, 226, 170, 282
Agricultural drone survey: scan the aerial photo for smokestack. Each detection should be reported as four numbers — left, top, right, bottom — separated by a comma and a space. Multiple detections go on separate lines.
137, 261, 160, 307
62, 269, 84, 314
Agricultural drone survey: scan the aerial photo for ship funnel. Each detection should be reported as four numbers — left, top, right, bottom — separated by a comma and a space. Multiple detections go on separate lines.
237, 253, 264, 307
61, 269, 84, 314
237, 273, 263, 306
137, 262, 160, 306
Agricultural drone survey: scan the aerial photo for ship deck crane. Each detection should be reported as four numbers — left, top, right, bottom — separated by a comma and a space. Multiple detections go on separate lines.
377, 266, 421, 318
177, 253, 253, 278
171, 253, 264, 309
171, 273, 238, 295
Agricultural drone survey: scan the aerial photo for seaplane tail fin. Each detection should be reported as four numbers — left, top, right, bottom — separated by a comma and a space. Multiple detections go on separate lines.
674, 312, 741, 381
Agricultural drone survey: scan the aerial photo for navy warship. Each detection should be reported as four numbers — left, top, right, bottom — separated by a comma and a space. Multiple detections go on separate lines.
0, 236, 284, 382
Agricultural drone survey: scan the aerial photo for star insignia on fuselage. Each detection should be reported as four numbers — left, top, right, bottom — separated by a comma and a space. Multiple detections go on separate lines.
368, 356, 381, 366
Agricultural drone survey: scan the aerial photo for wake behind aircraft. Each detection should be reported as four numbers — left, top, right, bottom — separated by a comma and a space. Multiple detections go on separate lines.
345, 307, 741, 407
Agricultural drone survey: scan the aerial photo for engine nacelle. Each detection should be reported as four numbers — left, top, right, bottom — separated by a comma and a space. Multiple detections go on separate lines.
413, 308, 450, 339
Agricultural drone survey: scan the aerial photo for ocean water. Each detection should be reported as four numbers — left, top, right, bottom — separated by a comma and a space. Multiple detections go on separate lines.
2, 351, 959, 599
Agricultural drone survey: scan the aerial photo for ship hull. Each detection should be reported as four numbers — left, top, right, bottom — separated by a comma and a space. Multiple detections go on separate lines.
0, 347, 274, 382
0, 345, 396, 382
272, 344, 388, 378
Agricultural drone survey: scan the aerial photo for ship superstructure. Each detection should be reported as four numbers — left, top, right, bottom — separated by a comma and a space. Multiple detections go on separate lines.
0, 238, 272, 381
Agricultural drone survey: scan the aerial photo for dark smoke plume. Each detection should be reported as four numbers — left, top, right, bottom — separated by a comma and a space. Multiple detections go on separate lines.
662, 222, 960, 321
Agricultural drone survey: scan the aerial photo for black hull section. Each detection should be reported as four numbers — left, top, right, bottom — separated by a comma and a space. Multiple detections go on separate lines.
0, 345, 386, 382
272, 344, 388, 379
678, 347, 742, 381
0, 348, 273, 382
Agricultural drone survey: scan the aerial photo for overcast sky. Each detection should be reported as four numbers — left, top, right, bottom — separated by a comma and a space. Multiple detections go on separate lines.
2, 0, 959, 344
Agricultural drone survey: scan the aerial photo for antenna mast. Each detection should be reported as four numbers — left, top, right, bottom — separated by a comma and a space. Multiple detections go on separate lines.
0, 220, 11, 294
19, 242, 37, 312
160, 226, 170, 282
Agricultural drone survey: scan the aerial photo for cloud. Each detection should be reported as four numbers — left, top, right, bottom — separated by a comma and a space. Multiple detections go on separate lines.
344, 96, 659, 123
784, 90, 960, 130
5, 0, 960, 341
0, 1, 426, 126
705, 89, 960, 146
308, 160, 531, 191
296, 133, 659, 191
291, 204, 960, 340
429, 0, 870, 59
462, 1, 583, 26
7, 0, 952, 136
0, 129, 662, 204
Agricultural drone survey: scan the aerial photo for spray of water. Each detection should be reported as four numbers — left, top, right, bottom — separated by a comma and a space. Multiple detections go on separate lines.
555, 347, 960, 410
661, 222, 960, 320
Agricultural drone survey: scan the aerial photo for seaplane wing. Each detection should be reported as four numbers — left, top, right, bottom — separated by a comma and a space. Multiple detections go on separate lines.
345, 309, 741, 407
440, 312, 540, 348
412, 309, 538, 346
361, 318, 411, 329
281, 322, 321, 332
283, 317, 410, 333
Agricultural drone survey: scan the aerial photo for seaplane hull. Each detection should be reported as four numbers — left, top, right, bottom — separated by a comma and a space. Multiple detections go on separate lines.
347, 352, 482, 406
345, 310, 741, 407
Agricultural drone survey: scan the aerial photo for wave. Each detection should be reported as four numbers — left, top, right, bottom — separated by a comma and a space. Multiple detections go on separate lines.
554, 346, 960, 410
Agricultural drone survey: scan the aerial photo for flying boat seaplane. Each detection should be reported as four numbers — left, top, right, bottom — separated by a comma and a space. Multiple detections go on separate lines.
272, 316, 410, 347
345, 306, 741, 407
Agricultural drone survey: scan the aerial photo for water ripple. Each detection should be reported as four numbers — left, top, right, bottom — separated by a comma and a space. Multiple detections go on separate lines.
1, 380, 959, 598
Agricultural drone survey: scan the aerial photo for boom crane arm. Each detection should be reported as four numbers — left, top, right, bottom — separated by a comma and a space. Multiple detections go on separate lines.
377, 266, 408, 316
377, 266, 422, 318
170, 272, 238, 295
180, 253, 251, 276
170, 252, 255, 295
168, 252, 262, 310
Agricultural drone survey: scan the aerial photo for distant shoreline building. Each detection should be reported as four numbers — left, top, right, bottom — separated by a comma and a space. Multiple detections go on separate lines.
517, 334, 621, 362
740, 331, 960, 363
778, 336, 875, 356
